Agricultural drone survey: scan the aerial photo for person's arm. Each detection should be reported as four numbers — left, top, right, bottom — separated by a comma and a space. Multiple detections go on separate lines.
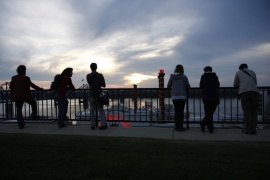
233, 73, 239, 88
185, 76, 191, 89
217, 75, 220, 88
9, 78, 13, 90
67, 77, 75, 90
28, 77, 43, 90
100, 74, 106, 88
199, 75, 204, 88
167, 75, 172, 88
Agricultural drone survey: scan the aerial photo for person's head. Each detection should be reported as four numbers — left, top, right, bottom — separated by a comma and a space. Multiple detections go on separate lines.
239, 63, 248, 70
16, 65, 26, 75
174, 64, 184, 73
61, 67, 73, 77
203, 66, 212, 72
90, 63, 97, 71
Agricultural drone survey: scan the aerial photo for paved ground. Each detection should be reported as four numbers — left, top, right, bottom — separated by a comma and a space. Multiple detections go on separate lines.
1, 122, 270, 141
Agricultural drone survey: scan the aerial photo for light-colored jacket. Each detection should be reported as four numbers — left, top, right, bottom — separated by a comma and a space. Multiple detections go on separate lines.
233, 68, 258, 94
167, 73, 190, 100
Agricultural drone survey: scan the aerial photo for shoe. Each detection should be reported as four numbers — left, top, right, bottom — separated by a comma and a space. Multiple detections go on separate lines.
175, 127, 186, 132
207, 124, 214, 133
242, 129, 250, 134
59, 124, 67, 128
199, 122, 205, 132
31, 114, 40, 120
91, 126, 96, 130
99, 125, 108, 130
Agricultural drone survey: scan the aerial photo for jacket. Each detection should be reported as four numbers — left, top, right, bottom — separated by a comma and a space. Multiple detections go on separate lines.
57, 75, 75, 97
200, 72, 220, 103
10, 75, 42, 102
233, 68, 258, 94
86, 72, 106, 98
167, 73, 190, 100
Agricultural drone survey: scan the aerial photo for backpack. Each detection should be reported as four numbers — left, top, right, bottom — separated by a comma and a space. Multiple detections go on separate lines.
50, 74, 62, 90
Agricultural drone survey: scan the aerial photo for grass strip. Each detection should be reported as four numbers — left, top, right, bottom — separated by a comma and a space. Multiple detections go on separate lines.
0, 133, 270, 180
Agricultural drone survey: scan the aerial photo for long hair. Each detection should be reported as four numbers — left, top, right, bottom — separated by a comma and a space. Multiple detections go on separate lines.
174, 64, 184, 73
61, 67, 73, 77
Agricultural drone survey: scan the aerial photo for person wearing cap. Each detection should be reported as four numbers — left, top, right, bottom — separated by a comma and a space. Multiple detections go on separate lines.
199, 66, 220, 133
233, 63, 259, 134
10, 65, 44, 129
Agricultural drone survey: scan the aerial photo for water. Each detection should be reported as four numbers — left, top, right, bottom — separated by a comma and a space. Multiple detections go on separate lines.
0, 98, 244, 120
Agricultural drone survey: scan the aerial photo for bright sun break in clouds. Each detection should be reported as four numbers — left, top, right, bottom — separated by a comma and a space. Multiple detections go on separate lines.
124, 73, 156, 86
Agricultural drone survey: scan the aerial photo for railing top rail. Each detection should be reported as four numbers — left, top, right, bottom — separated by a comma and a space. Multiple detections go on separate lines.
0, 86, 269, 92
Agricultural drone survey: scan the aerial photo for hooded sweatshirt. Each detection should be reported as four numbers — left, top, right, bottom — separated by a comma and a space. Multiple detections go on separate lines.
200, 72, 220, 103
167, 73, 190, 100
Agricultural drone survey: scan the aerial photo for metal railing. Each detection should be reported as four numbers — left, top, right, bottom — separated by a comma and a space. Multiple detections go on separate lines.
1, 87, 270, 127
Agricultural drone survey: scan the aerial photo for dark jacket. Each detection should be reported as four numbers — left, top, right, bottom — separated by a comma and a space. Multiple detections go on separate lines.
10, 75, 42, 102
57, 75, 75, 97
200, 72, 220, 103
86, 72, 106, 98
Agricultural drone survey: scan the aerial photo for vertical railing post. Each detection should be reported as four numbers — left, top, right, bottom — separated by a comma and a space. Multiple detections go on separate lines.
186, 90, 189, 129
158, 69, 165, 121
133, 85, 138, 114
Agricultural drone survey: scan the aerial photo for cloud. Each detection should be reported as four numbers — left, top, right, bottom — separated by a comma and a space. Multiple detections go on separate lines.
0, 0, 269, 89
124, 73, 156, 86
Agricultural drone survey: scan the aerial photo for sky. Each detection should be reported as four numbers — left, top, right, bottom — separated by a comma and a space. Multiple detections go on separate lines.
0, 0, 270, 89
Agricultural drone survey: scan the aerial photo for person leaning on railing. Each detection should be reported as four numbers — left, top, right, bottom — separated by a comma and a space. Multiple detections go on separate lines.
233, 63, 259, 135
10, 65, 44, 129
56, 67, 75, 128
167, 64, 190, 132
199, 66, 220, 133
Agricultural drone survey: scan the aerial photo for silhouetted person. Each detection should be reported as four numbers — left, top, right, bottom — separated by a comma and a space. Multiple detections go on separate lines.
234, 63, 259, 134
10, 65, 43, 129
86, 63, 107, 130
199, 66, 220, 133
167, 64, 190, 131
56, 68, 75, 128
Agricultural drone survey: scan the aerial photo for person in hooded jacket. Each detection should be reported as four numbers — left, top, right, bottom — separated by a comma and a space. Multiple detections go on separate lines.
199, 66, 220, 133
167, 64, 190, 131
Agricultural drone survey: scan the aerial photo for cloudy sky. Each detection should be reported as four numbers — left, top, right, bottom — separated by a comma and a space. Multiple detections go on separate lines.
0, 0, 269, 89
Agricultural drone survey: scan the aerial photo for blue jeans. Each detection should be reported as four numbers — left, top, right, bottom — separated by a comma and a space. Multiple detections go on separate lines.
56, 94, 68, 126
89, 96, 106, 127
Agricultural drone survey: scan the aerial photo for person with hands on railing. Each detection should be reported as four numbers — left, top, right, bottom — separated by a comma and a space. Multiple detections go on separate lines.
56, 67, 75, 128
234, 63, 259, 135
199, 66, 220, 133
10, 65, 44, 129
